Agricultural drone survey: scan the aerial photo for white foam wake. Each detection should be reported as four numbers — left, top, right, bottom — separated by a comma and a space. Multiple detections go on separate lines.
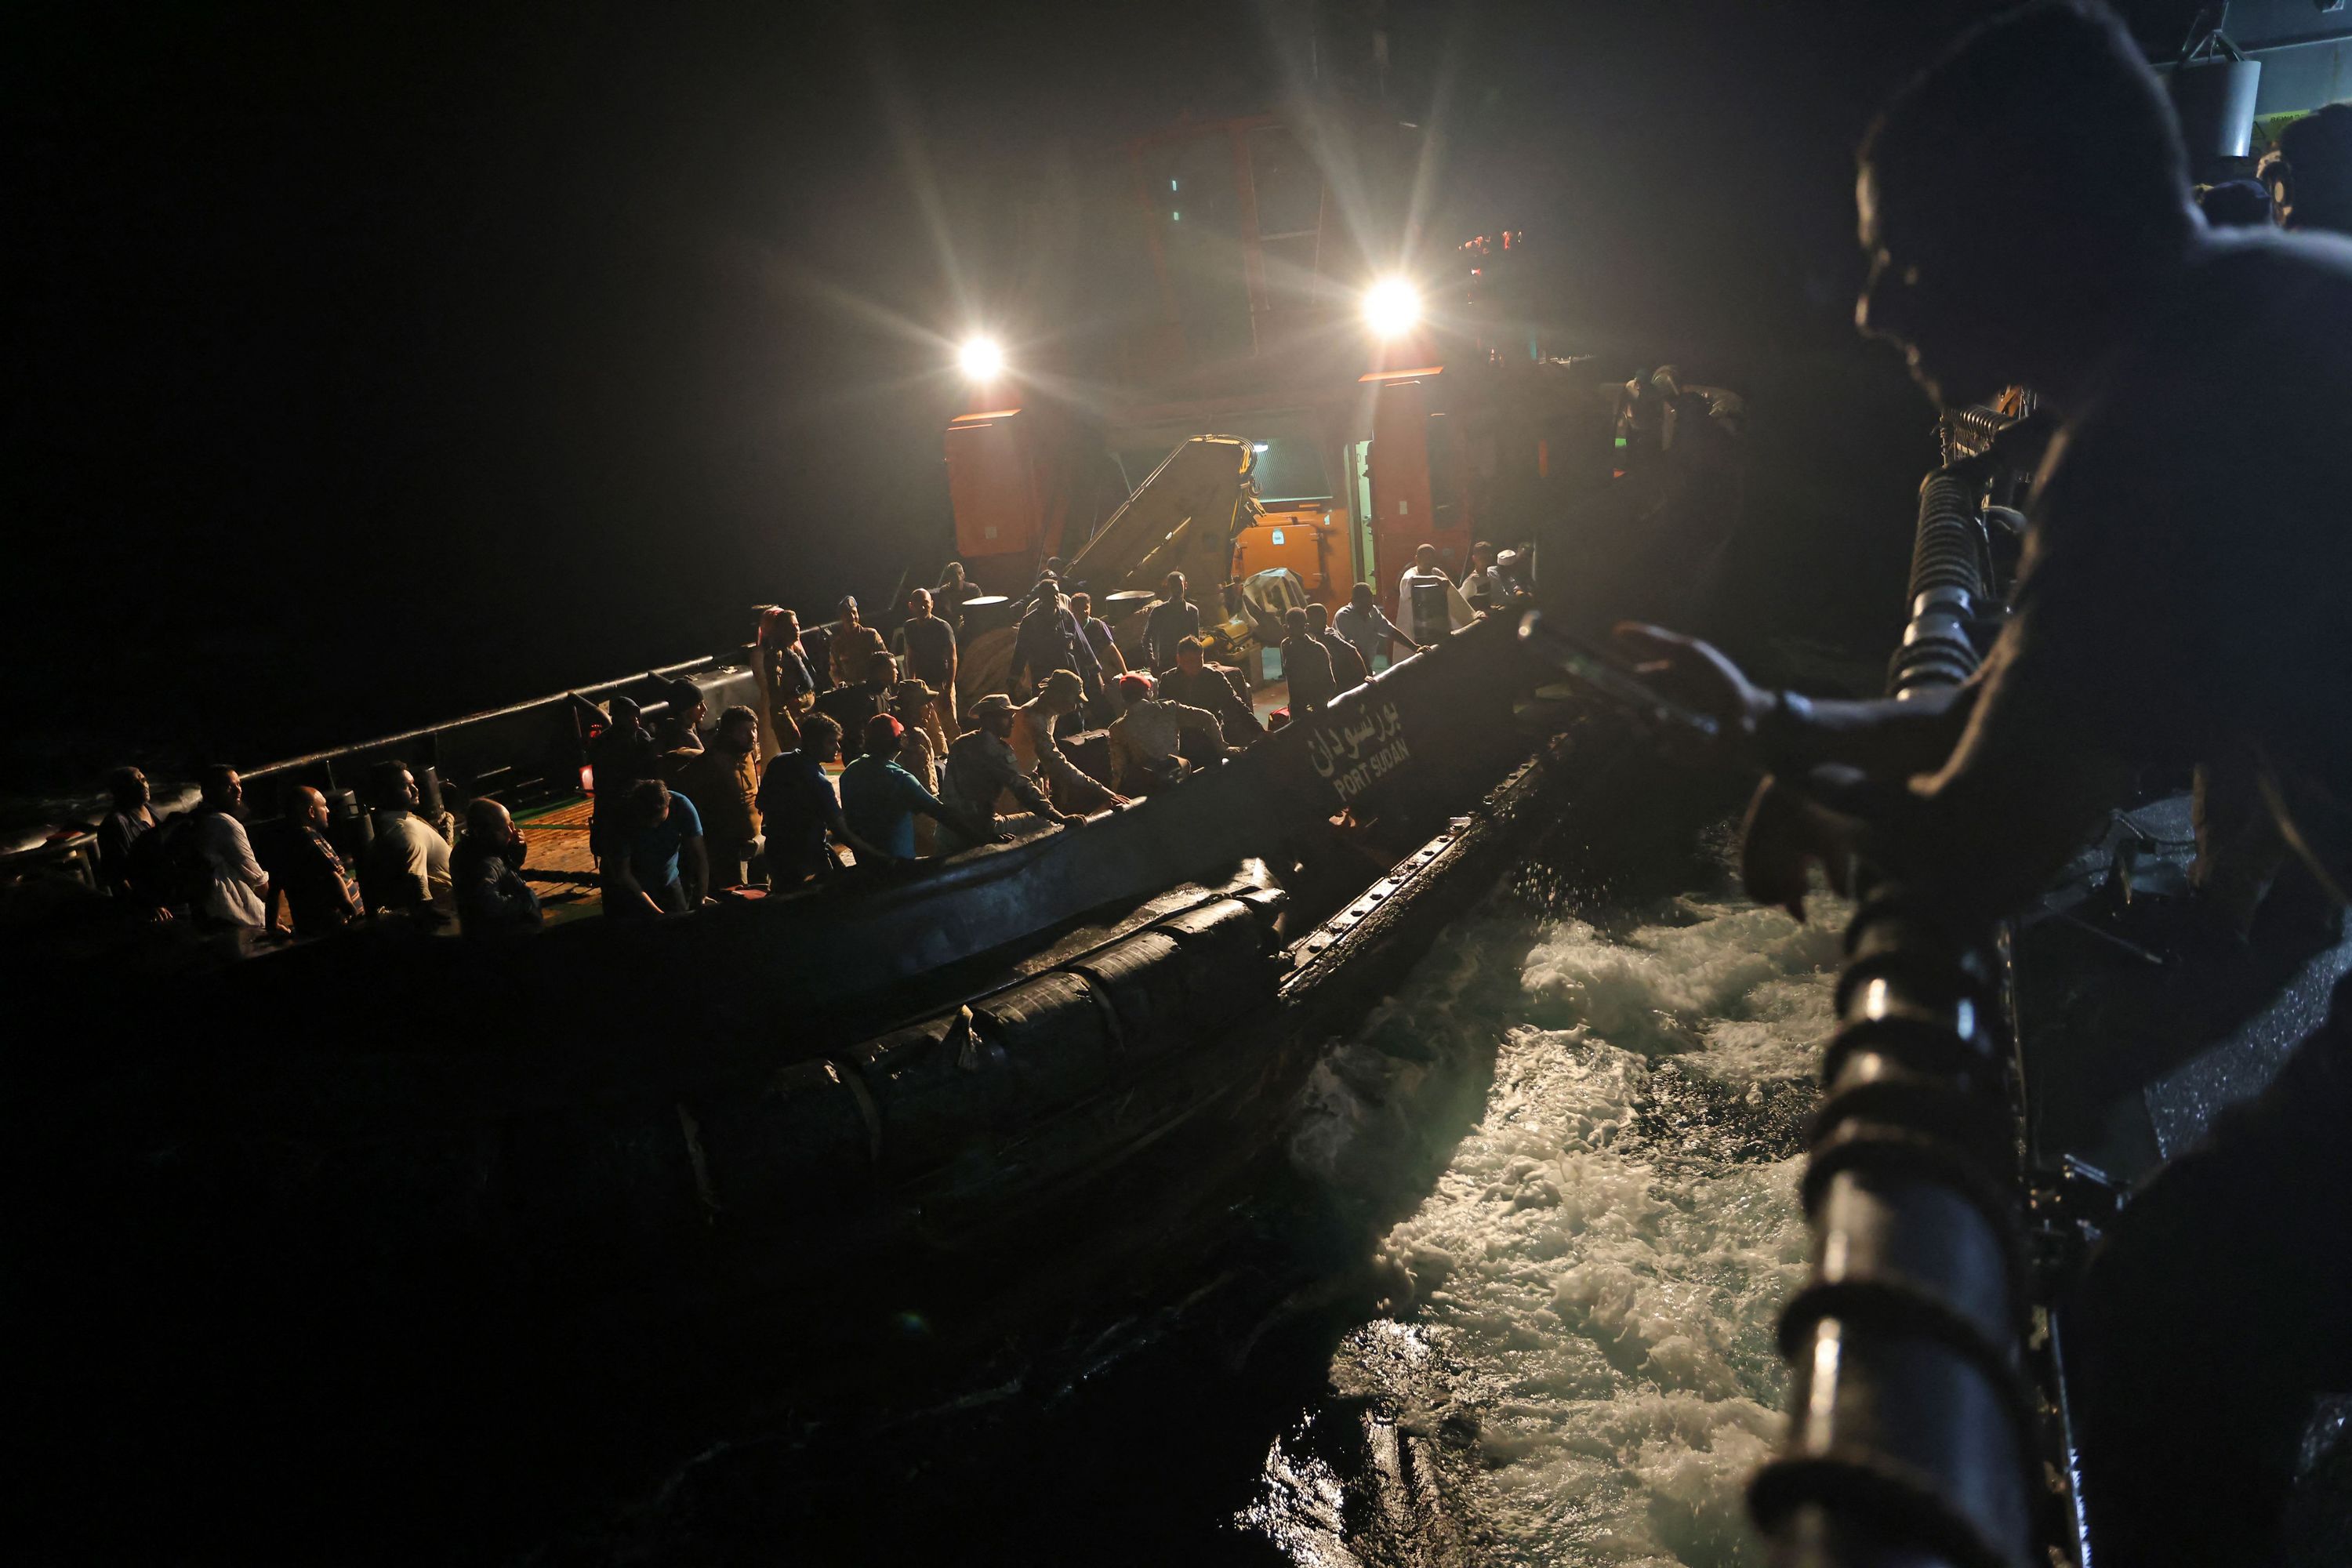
1269, 887, 1845, 1566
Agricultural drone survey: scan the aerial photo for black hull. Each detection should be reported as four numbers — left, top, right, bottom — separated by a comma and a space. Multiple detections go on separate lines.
5, 618, 1572, 1559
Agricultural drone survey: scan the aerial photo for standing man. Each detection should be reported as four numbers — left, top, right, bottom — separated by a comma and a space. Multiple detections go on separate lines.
1334, 581, 1421, 671
570, 691, 659, 872
1619, 5, 2352, 1559
1067, 591, 1127, 681
941, 693, 1074, 845
1278, 606, 1336, 718
828, 596, 891, 690
677, 705, 762, 887
1307, 602, 1369, 691
934, 560, 982, 632
757, 608, 817, 752
1008, 582, 1102, 699
891, 586, 960, 741
1459, 541, 1507, 616
1142, 571, 1202, 672
1396, 543, 1465, 647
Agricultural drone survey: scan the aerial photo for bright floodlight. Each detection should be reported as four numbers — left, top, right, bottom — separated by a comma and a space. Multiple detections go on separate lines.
957, 336, 1005, 381
1363, 278, 1421, 338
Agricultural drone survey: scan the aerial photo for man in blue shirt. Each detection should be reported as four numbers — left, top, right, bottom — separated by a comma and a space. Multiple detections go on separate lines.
838, 714, 1000, 862
605, 778, 707, 918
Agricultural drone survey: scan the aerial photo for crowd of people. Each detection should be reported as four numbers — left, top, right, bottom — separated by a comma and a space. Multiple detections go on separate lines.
89, 539, 1526, 943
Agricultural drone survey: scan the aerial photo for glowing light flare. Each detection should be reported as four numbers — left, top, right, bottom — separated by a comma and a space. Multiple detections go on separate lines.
1363, 278, 1422, 339
956, 336, 1005, 382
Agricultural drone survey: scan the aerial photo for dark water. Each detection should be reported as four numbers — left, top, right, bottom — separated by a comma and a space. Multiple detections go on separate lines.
538, 829, 1841, 1567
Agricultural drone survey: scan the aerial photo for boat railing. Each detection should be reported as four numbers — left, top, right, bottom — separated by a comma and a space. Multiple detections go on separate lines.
1748, 463, 2046, 1568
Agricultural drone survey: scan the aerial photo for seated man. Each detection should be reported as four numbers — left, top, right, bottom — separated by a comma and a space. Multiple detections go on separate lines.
604, 779, 706, 919
360, 760, 453, 916
187, 765, 273, 931
757, 713, 891, 883
1106, 673, 1222, 793
839, 713, 996, 863
676, 704, 762, 887
262, 784, 362, 938
941, 693, 1074, 848
1012, 669, 1125, 814
452, 797, 542, 936
95, 765, 169, 916
652, 677, 706, 754
1157, 636, 1264, 746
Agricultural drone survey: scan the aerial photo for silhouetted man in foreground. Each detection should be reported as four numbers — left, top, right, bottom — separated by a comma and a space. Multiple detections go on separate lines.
1619, 5, 2352, 1559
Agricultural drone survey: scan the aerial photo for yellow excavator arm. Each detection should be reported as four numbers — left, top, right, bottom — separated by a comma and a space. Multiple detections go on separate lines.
1062, 435, 1261, 597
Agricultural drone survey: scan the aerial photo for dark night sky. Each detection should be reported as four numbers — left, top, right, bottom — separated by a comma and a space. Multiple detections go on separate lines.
10, 0, 2147, 782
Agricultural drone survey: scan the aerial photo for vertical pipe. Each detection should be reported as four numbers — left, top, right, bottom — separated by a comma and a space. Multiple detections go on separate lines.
1748, 466, 2042, 1568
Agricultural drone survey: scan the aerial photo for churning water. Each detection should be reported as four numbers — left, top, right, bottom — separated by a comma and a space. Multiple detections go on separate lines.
1250, 852, 1845, 1566
544, 826, 1846, 1567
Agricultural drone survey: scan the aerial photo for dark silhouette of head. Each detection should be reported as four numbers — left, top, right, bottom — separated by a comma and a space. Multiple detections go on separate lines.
368, 760, 419, 813
200, 764, 244, 814
1174, 636, 1207, 675
1307, 602, 1331, 633
289, 784, 330, 829
107, 765, 149, 809
625, 778, 670, 833
466, 797, 515, 846
607, 695, 641, 731
2278, 103, 2352, 234
800, 712, 844, 764
665, 678, 705, 729
1283, 606, 1308, 635
862, 712, 903, 760
715, 705, 758, 754
2197, 179, 2274, 230
1350, 582, 1376, 610
1857, 0, 2196, 408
